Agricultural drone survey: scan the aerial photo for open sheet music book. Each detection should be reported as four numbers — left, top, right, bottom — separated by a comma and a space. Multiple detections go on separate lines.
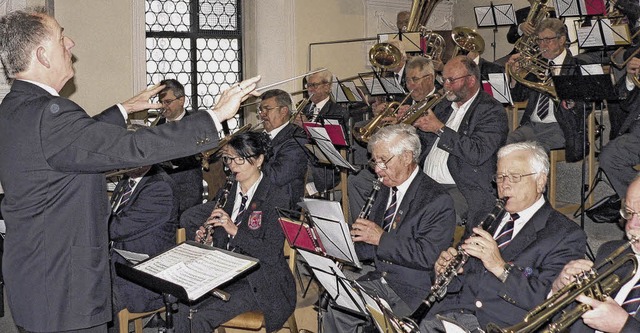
129, 241, 258, 300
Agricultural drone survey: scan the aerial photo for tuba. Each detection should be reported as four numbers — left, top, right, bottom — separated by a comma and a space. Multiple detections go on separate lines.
486, 236, 639, 333
507, 0, 558, 101
407, 0, 444, 61
450, 26, 485, 57
370, 42, 404, 70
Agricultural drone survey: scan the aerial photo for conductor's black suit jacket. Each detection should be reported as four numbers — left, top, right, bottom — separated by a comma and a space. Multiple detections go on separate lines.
0, 80, 221, 332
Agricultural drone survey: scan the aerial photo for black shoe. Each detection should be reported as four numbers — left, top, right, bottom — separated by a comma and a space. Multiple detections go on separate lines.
586, 194, 621, 223
144, 312, 166, 329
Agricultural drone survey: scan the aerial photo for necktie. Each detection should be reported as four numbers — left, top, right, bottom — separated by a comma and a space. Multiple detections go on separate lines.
395, 73, 401, 85
235, 193, 249, 223
495, 213, 519, 249
622, 279, 640, 315
308, 103, 317, 122
382, 187, 398, 231
537, 61, 554, 120
115, 179, 136, 214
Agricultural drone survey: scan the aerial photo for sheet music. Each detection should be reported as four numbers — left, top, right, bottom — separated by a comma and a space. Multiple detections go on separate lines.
580, 64, 604, 75
341, 81, 364, 102
474, 5, 516, 27
361, 78, 386, 96
135, 243, 257, 300
307, 127, 355, 170
555, 0, 581, 17
301, 198, 361, 268
113, 248, 149, 264
484, 73, 513, 104
577, 23, 605, 48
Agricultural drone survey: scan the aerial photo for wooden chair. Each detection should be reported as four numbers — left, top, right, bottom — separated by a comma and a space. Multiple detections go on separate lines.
116, 229, 187, 333
217, 241, 299, 333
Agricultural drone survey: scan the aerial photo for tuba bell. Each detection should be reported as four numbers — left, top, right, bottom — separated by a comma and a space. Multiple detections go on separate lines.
369, 42, 403, 70
450, 26, 485, 57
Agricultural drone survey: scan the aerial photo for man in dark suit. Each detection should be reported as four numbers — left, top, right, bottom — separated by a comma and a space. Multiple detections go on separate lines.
322, 124, 457, 332
550, 176, 640, 333
0, 8, 258, 333
414, 55, 509, 225
599, 56, 640, 199
156, 79, 204, 216
109, 164, 179, 330
506, 18, 589, 162
258, 89, 309, 209
420, 141, 587, 332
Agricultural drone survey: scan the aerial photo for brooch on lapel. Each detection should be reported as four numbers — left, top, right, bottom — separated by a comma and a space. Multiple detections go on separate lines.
248, 211, 262, 230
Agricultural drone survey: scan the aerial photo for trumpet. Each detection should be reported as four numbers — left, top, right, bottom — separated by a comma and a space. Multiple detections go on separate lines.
486, 236, 639, 333
199, 174, 235, 245
289, 93, 314, 124
353, 92, 413, 143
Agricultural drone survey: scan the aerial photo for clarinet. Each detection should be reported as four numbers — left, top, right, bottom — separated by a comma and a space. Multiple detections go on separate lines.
404, 197, 509, 325
199, 174, 235, 245
359, 177, 383, 219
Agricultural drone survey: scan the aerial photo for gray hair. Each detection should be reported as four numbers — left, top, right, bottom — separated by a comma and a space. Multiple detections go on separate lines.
368, 124, 421, 163
0, 7, 50, 79
406, 56, 434, 75
260, 88, 293, 112
497, 141, 550, 176
307, 68, 333, 83
536, 18, 567, 38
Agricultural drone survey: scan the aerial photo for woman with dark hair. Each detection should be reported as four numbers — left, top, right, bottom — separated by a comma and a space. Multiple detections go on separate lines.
176, 131, 296, 332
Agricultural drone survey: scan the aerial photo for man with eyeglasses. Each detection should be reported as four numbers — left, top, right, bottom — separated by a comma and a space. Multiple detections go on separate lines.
506, 18, 588, 162
414, 55, 508, 226
323, 124, 456, 333
302, 68, 348, 124
257, 89, 308, 209
155, 79, 204, 216
550, 176, 640, 333
420, 141, 587, 332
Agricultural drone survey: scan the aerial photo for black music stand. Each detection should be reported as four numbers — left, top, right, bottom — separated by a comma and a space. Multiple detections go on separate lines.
474, 2, 516, 61
553, 74, 617, 259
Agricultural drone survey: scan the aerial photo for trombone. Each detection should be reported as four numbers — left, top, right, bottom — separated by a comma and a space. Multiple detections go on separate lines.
486, 237, 639, 333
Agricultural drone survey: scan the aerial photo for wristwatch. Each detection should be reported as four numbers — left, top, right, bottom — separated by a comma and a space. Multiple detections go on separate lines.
498, 263, 512, 283
435, 126, 446, 137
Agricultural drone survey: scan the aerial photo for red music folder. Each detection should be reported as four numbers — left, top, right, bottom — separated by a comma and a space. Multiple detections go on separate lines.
278, 217, 325, 254
303, 122, 348, 146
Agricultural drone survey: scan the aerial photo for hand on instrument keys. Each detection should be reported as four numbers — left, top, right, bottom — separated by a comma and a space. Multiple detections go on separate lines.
435, 247, 463, 275
520, 21, 536, 36
350, 218, 384, 245
626, 57, 640, 79
551, 259, 593, 293
461, 227, 505, 277
576, 295, 629, 333
213, 75, 262, 122
413, 109, 444, 133
208, 208, 239, 237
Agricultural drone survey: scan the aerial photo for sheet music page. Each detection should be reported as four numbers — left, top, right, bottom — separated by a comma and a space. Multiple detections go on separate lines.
600, 18, 616, 47
554, 0, 581, 17
113, 249, 149, 264
380, 76, 405, 94
361, 78, 386, 96
474, 7, 494, 26
306, 127, 355, 170
580, 64, 604, 75
577, 24, 604, 48
135, 243, 257, 300
342, 81, 363, 102
331, 80, 347, 103
486, 73, 513, 104
494, 4, 516, 25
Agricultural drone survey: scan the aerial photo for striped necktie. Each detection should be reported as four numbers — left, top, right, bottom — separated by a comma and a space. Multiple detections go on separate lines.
536, 61, 554, 120
235, 193, 249, 224
622, 278, 640, 316
495, 213, 519, 249
382, 187, 398, 231
114, 179, 136, 214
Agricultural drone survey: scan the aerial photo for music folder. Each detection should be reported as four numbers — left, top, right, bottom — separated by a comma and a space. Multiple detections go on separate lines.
116, 241, 258, 302
277, 208, 326, 254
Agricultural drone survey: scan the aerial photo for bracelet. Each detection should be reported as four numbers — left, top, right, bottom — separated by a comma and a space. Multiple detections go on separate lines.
498, 263, 512, 283
435, 126, 445, 137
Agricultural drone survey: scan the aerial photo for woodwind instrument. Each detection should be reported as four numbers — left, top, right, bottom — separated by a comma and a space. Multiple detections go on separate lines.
200, 174, 235, 245
359, 177, 383, 219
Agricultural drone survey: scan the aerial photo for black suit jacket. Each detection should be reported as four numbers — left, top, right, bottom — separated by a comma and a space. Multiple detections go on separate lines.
430, 202, 587, 328
513, 51, 589, 162
418, 90, 509, 223
0, 80, 220, 331
304, 99, 349, 125
158, 111, 204, 215
569, 240, 640, 333
209, 177, 296, 332
109, 165, 179, 314
265, 123, 309, 209
356, 171, 456, 311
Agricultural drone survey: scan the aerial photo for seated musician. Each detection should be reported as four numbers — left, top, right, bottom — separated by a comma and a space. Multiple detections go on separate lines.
323, 124, 456, 332
599, 56, 640, 202
414, 55, 508, 224
550, 176, 640, 333
420, 141, 587, 332
506, 18, 588, 162
174, 132, 295, 332
258, 89, 308, 209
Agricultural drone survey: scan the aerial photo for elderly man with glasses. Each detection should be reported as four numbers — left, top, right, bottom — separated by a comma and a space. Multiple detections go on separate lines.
322, 124, 456, 333
506, 18, 588, 162
419, 141, 587, 332
549, 176, 640, 333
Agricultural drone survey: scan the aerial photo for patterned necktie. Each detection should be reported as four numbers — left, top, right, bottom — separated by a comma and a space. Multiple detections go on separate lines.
536, 61, 554, 120
308, 103, 317, 122
235, 193, 249, 224
496, 213, 519, 249
115, 179, 136, 214
382, 187, 398, 231
622, 278, 640, 316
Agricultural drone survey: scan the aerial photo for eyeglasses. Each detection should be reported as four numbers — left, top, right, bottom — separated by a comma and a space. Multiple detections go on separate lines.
161, 98, 179, 106
442, 74, 471, 85
222, 155, 255, 165
368, 155, 395, 170
535, 36, 560, 44
620, 202, 639, 220
406, 74, 432, 84
307, 82, 328, 89
258, 106, 282, 114
493, 172, 537, 183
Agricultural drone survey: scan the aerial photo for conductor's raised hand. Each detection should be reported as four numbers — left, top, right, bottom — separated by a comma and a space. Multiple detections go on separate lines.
121, 83, 166, 114
213, 75, 262, 122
